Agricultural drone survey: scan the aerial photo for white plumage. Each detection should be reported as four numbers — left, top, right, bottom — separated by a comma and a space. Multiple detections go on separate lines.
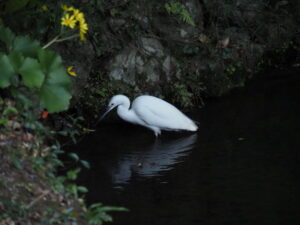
100, 95, 198, 136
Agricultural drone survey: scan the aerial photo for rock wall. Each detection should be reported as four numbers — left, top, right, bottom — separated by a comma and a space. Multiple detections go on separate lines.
76, 0, 299, 105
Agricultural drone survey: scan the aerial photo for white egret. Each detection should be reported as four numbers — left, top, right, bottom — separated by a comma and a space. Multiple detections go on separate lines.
100, 95, 198, 136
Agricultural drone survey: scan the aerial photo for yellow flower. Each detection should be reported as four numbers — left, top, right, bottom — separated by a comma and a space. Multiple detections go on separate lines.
75, 12, 84, 21
67, 66, 77, 77
72, 9, 80, 18
61, 14, 76, 29
79, 20, 88, 34
79, 19, 88, 41
60, 6, 89, 41
61, 5, 74, 12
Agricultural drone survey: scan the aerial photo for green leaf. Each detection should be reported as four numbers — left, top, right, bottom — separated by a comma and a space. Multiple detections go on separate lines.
3, 106, 18, 116
39, 83, 71, 113
80, 160, 90, 169
77, 186, 88, 193
0, 54, 16, 88
5, 0, 29, 13
38, 49, 71, 87
13, 36, 41, 58
164, 2, 195, 26
165, 3, 171, 13
46, 67, 72, 87
69, 153, 79, 161
38, 49, 63, 73
0, 118, 8, 126
19, 57, 45, 88
0, 25, 15, 51
67, 168, 81, 180
38, 49, 72, 113
8, 51, 24, 72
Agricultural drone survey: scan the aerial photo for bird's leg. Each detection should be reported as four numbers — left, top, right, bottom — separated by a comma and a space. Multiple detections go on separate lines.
154, 129, 161, 137
150, 126, 161, 137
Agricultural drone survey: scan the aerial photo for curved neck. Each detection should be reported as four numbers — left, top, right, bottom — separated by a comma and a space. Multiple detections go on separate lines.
117, 105, 142, 125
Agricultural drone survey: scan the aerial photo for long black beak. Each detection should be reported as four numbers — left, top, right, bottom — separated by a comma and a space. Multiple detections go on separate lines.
96, 105, 117, 124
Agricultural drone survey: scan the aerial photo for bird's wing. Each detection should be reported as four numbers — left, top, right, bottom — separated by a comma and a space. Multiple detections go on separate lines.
133, 96, 196, 131
135, 106, 179, 130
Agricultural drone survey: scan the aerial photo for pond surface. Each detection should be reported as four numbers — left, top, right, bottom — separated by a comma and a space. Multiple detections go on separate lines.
74, 70, 300, 225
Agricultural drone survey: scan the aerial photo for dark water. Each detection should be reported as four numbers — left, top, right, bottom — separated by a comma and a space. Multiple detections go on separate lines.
74, 71, 300, 225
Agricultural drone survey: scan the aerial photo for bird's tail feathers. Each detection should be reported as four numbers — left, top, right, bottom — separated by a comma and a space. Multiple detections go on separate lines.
187, 120, 198, 131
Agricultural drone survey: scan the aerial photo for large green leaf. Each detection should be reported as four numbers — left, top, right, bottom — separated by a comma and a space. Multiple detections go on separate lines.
39, 84, 71, 113
38, 49, 71, 87
46, 67, 72, 88
38, 49, 72, 113
0, 25, 15, 51
8, 51, 24, 72
5, 0, 29, 13
13, 36, 41, 58
19, 57, 45, 88
38, 49, 64, 73
0, 54, 16, 88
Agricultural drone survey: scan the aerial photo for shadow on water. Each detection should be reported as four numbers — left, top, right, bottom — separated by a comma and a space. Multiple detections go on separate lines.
73, 70, 300, 225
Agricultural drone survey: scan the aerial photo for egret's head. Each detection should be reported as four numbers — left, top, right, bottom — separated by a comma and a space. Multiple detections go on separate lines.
108, 95, 128, 108
98, 95, 130, 122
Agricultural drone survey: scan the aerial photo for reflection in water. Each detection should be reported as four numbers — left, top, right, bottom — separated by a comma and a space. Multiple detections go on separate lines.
111, 134, 197, 185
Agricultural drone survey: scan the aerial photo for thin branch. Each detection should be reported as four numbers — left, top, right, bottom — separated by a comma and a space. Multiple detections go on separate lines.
42, 35, 60, 49
55, 34, 80, 43
26, 190, 50, 209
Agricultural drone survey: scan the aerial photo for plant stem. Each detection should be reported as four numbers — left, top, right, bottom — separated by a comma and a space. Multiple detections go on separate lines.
42, 34, 79, 49
42, 35, 60, 49
55, 34, 79, 42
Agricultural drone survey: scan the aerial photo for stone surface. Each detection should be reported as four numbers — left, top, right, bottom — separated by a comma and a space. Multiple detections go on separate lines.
70, 0, 299, 102
107, 36, 177, 88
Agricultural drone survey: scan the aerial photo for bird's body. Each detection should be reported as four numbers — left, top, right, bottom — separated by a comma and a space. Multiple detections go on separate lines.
101, 95, 198, 136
